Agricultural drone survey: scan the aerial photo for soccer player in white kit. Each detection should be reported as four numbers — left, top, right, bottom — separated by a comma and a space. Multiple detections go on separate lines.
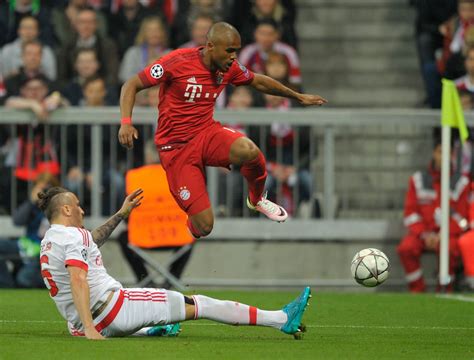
38, 186, 311, 340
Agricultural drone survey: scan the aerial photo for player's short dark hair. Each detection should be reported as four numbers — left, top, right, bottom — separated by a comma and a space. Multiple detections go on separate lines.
37, 187, 71, 221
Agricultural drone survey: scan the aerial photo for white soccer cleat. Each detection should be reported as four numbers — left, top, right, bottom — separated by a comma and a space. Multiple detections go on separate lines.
247, 193, 288, 223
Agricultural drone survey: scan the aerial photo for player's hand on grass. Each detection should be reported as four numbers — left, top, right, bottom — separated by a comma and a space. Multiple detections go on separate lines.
118, 124, 139, 149
118, 188, 144, 219
297, 94, 328, 106
84, 326, 105, 340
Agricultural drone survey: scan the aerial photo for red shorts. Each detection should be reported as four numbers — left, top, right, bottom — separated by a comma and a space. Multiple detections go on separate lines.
158, 122, 244, 216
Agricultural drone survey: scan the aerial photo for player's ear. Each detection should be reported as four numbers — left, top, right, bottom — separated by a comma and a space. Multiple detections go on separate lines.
207, 41, 214, 52
62, 204, 71, 216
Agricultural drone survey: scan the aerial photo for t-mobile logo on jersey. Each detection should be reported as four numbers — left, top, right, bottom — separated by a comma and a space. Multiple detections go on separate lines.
184, 77, 219, 102
184, 83, 203, 102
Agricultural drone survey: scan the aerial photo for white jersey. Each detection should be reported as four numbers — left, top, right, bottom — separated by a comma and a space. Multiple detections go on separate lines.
40, 224, 121, 329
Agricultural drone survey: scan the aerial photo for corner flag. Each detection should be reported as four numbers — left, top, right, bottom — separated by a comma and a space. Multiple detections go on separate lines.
441, 78, 469, 143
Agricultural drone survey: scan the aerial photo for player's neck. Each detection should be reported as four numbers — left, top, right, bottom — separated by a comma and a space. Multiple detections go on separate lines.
200, 48, 217, 72
51, 218, 82, 228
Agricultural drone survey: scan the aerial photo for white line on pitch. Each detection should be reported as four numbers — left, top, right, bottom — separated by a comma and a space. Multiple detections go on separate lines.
436, 294, 474, 303
1, 320, 473, 331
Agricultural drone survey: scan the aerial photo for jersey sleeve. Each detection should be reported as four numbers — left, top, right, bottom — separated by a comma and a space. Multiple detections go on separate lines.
63, 228, 90, 272
230, 61, 254, 86
138, 58, 173, 87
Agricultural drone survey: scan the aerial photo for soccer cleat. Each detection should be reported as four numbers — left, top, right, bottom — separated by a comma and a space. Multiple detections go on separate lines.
247, 193, 288, 223
146, 323, 181, 337
281, 287, 311, 339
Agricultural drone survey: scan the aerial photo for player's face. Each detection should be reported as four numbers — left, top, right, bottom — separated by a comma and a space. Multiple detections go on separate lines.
210, 34, 241, 72
69, 194, 85, 227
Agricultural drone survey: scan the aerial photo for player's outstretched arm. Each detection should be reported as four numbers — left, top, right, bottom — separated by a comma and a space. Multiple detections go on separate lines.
118, 75, 146, 149
249, 73, 328, 106
68, 266, 105, 340
91, 189, 144, 247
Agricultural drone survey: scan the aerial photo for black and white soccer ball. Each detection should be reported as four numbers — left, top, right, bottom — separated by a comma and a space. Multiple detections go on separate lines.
351, 248, 390, 287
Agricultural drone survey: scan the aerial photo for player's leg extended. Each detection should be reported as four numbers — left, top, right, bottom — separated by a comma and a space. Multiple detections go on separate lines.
179, 287, 311, 338
229, 137, 288, 222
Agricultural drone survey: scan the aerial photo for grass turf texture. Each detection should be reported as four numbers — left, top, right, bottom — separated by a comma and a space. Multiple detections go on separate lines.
0, 290, 473, 360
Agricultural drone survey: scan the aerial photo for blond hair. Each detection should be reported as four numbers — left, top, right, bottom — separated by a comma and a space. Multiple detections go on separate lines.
135, 16, 168, 47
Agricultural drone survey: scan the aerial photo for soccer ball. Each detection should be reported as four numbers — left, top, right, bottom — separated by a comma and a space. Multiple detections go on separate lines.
351, 248, 390, 287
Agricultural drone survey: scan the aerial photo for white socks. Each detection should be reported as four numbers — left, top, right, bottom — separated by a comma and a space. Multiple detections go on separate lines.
192, 295, 287, 329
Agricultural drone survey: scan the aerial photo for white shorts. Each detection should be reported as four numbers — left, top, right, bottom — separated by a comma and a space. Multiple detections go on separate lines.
68, 288, 185, 337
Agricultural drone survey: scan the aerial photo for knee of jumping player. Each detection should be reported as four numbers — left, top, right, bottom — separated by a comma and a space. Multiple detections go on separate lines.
187, 213, 214, 237
230, 138, 261, 164
196, 221, 213, 236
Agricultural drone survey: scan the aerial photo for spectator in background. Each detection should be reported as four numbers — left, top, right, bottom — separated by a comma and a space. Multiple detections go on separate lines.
80, 76, 114, 106
5, 75, 59, 121
57, 7, 119, 87
108, 0, 150, 58
0, 172, 59, 288
119, 16, 171, 83
51, 0, 109, 48
398, 138, 469, 292
65, 76, 125, 215
0, 0, 55, 47
455, 46, 474, 102
264, 50, 298, 90
4, 40, 54, 97
61, 48, 117, 105
240, 0, 297, 49
179, 13, 214, 48
0, 16, 56, 81
3, 75, 65, 209
445, 27, 474, 80
410, 0, 457, 108
171, 0, 226, 48
448, 0, 474, 55
239, 19, 301, 89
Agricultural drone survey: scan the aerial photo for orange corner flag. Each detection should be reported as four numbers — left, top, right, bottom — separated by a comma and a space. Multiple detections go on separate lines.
441, 78, 469, 143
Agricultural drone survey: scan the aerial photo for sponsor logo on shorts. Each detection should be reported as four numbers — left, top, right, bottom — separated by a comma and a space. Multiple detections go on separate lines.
179, 186, 191, 201
150, 64, 164, 79
81, 249, 88, 261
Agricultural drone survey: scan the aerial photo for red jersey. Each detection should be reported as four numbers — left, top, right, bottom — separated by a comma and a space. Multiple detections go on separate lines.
138, 47, 255, 146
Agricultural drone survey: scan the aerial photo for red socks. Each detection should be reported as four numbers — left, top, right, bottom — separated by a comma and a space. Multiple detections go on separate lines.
240, 152, 267, 205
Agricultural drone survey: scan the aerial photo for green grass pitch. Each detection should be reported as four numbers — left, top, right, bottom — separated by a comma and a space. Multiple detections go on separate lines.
0, 289, 473, 359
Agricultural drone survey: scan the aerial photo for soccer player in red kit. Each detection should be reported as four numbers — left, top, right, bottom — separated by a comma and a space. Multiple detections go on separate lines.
118, 22, 327, 238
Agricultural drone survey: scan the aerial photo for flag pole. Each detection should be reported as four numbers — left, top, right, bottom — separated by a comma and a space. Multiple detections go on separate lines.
439, 124, 451, 287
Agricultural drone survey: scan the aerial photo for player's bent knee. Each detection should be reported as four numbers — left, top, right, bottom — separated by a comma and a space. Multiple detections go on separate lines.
197, 222, 213, 236
230, 138, 260, 163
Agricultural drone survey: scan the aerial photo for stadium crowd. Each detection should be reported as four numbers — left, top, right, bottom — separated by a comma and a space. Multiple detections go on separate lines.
0, 0, 316, 217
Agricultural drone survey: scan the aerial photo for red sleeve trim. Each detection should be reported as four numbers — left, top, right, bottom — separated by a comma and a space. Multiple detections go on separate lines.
65, 259, 88, 272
